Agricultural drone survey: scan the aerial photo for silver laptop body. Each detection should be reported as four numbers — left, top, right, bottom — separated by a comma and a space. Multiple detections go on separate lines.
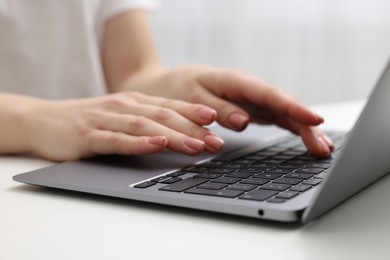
13, 60, 390, 223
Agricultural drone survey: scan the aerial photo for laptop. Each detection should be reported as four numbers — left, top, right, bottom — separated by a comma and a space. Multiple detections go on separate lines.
13, 59, 390, 224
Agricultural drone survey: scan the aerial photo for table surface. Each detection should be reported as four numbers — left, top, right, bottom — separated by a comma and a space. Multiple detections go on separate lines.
2, 99, 390, 260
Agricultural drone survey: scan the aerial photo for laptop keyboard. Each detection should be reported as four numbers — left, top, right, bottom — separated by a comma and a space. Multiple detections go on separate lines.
134, 132, 347, 203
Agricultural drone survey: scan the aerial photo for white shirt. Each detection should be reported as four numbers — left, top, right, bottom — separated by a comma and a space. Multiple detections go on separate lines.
0, 0, 156, 99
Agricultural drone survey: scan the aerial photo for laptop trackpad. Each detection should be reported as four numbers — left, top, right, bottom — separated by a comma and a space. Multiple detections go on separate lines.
14, 125, 285, 191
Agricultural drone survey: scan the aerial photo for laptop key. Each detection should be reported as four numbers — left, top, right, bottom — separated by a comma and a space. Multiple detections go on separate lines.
285, 173, 314, 179
273, 155, 295, 160
160, 177, 183, 184
260, 183, 291, 191
239, 189, 278, 201
295, 155, 317, 161
251, 163, 275, 168
285, 159, 308, 165
302, 178, 322, 185
227, 183, 257, 192
207, 168, 235, 174
194, 172, 223, 179
309, 162, 331, 169
167, 171, 186, 177
262, 159, 284, 164
196, 182, 228, 190
240, 178, 270, 185
151, 176, 172, 183
225, 171, 254, 178
278, 163, 301, 169
211, 177, 241, 184
159, 178, 208, 192
273, 178, 302, 185
134, 181, 156, 189
237, 168, 263, 173
296, 168, 324, 174
253, 173, 283, 180
275, 191, 300, 199
185, 188, 244, 198
290, 184, 311, 192
265, 168, 293, 174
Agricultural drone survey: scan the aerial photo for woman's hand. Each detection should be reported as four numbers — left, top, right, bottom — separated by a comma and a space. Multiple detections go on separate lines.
135, 65, 334, 157
1, 92, 224, 161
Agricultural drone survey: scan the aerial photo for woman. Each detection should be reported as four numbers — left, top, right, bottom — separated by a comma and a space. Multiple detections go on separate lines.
0, 0, 333, 161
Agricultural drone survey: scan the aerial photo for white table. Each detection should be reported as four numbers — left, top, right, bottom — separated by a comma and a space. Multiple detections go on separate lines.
2, 99, 390, 260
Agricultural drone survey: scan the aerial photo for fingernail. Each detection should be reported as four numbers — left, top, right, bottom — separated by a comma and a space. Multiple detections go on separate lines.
229, 113, 249, 130
204, 135, 224, 152
149, 136, 167, 146
316, 114, 324, 123
198, 108, 217, 121
321, 134, 335, 151
184, 138, 205, 152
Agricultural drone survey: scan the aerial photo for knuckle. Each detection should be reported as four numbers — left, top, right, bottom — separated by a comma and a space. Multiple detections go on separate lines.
100, 95, 128, 111
72, 119, 92, 138
190, 89, 206, 104
127, 116, 148, 132
154, 107, 175, 122
81, 108, 102, 121
160, 99, 177, 109
106, 133, 123, 148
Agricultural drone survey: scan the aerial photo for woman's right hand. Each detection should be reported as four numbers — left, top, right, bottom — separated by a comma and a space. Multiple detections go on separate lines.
2, 91, 224, 161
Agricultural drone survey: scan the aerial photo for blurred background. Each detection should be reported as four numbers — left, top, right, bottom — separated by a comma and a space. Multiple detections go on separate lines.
149, 0, 390, 104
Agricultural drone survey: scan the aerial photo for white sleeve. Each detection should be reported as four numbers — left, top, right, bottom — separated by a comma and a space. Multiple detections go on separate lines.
97, 0, 158, 22
95, 0, 158, 45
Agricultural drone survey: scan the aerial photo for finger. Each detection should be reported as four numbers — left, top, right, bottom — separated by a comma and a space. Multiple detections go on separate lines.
98, 102, 224, 153
125, 91, 218, 126
274, 116, 334, 157
125, 103, 214, 136
95, 92, 218, 138
299, 127, 331, 157
199, 70, 324, 126
190, 86, 251, 131
319, 132, 335, 152
91, 113, 217, 155
89, 131, 168, 155
255, 86, 324, 126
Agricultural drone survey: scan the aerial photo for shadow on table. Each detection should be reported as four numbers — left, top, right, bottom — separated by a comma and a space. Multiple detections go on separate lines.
295, 173, 390, 259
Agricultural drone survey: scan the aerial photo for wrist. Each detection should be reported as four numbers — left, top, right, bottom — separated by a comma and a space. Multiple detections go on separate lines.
0, 94, 45, 155
112, 65, 167, 95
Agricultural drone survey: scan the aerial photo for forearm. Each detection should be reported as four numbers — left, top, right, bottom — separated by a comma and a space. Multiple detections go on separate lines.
0, 93, 38, 155
102, 10, 166, 94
